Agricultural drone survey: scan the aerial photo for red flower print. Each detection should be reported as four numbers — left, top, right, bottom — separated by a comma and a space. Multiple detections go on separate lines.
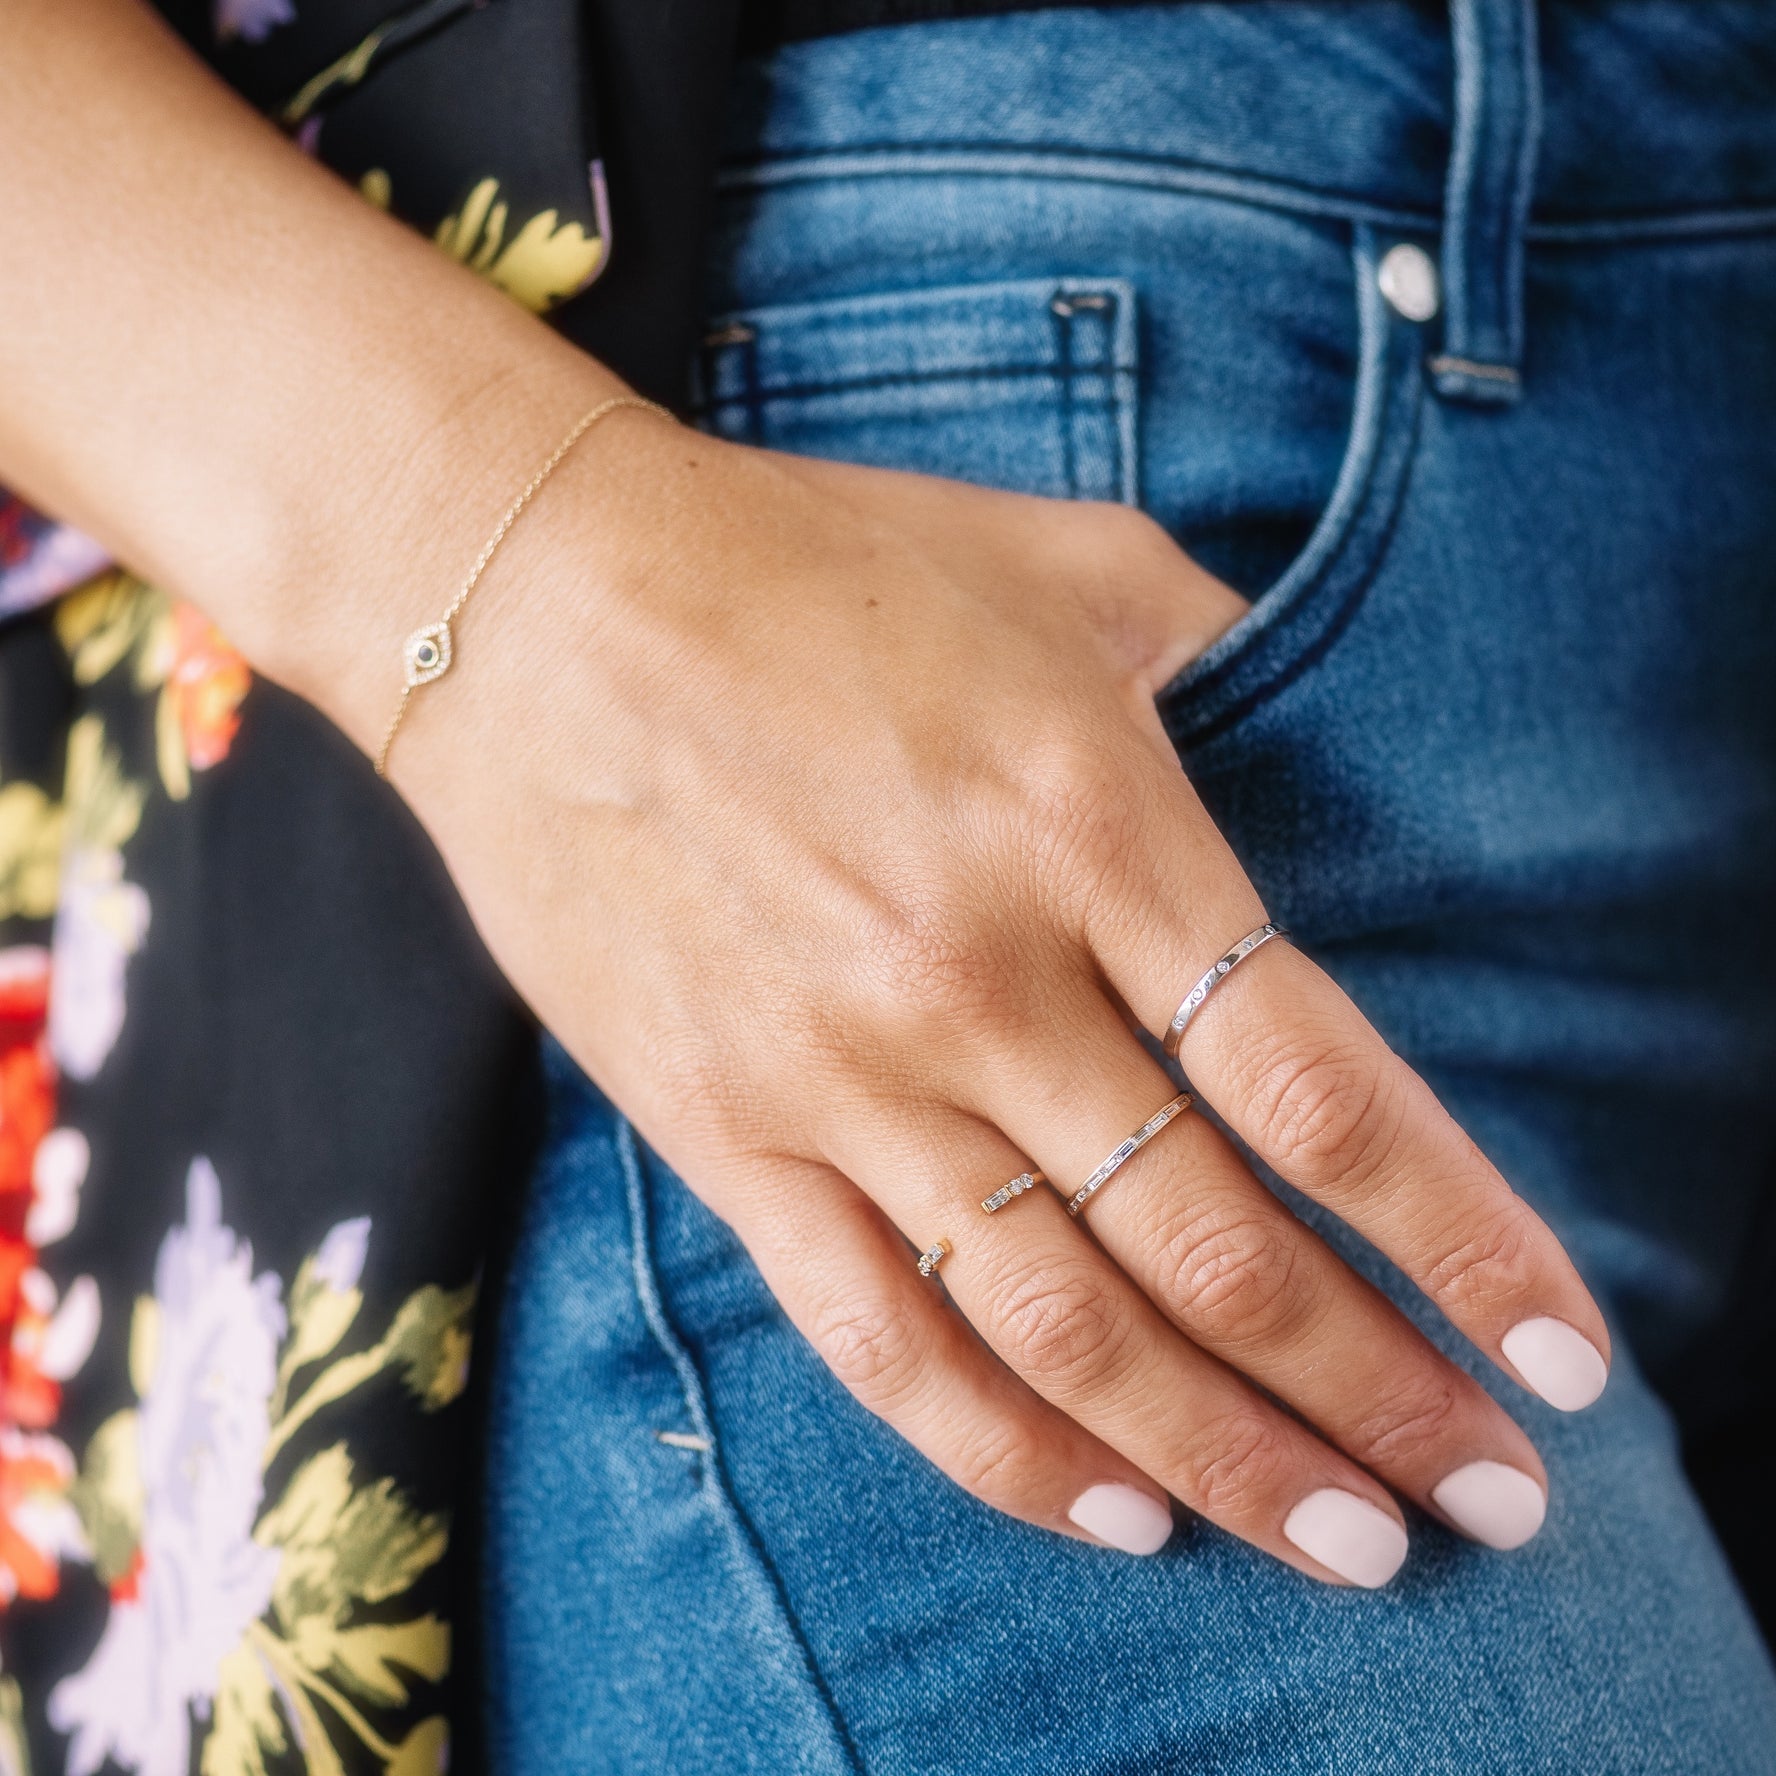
163, 603, 251, 773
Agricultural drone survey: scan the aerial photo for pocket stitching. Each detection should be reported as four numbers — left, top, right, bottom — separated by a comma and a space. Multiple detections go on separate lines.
617, 1120, 866, 1776
1159, 224, 1427, 747
693, 274, 1140, 503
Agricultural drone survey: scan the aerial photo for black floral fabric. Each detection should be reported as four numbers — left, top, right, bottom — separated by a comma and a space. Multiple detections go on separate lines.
0, 1, 717, 1769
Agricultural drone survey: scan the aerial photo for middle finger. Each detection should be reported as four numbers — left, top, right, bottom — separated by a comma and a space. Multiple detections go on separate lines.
964, 989, 1551, 1552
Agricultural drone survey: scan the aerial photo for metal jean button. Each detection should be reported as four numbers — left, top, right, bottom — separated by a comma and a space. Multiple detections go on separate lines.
1378, 242, 1441, 322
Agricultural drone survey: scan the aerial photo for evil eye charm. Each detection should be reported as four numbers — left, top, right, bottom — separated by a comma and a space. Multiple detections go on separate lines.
403, 621, 453, 688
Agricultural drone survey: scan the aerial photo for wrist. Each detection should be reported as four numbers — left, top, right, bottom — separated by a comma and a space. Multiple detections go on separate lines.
220, 319, 630, 757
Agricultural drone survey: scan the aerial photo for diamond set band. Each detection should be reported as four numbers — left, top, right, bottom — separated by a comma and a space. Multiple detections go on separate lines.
1163, 923, 1290, 1061
981, 1171, 1046, 1215
1066, 1093, 1194, 1216
914, 925, 1295, 1266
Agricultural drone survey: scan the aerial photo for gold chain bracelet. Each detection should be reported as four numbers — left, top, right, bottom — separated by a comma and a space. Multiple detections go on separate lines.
374, 393, 672, 777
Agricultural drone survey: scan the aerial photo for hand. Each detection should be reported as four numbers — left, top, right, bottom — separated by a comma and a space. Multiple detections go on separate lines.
342, 407, 1609, 1585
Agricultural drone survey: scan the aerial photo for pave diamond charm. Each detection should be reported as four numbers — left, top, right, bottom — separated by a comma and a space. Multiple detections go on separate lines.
403, 621, 453, 688
982, 1170, 1046, 1215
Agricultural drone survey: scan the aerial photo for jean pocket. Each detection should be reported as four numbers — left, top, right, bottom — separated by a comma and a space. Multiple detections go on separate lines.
691, 275, 1140, 504
1156, 224, 1427, 751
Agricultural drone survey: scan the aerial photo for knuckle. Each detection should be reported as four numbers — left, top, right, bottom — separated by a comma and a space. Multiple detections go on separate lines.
813, 1292, 925, 1408
1250, 1038, 1399, 1182
1095, 502, 1177, 567
854, 896, 1013, 1031
1351, 1377, 1464, 1470
954, 1421, 1047, 1507
1016, 728, 1139, 866
1152, 1210, 1312, 1351
1177, 1407, 1291, 1519
992, 1258, 1132, 1395
1424, 1205, 1538, 1318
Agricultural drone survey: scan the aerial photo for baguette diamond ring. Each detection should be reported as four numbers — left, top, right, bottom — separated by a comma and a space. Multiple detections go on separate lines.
982, 1170, 1046, 1215
1066, 1093, 1194, 1216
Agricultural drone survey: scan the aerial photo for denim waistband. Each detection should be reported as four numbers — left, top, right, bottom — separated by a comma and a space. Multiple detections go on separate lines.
721, 3, 1776, 239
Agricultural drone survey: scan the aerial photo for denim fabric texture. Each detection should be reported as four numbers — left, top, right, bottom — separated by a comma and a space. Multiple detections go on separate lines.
482, 5, 1776, 1769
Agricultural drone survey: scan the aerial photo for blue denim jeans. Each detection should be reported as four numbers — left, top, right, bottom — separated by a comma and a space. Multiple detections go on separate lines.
481, 5, 1776, 1769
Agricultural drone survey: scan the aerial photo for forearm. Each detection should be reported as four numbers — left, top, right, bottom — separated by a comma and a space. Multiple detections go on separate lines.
0, 0, 623, 741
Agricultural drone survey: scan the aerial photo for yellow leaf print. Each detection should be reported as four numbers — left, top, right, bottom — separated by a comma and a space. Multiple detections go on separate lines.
68, 1409, 144, 1587
127, 1295, 158, 1398
288, 1618, 450, 1712
0, 778, 63, 919
0, 1674, 29, 1776
258, 1445, 447, 1629
435, 175, 604, 312
53, 571, 156, 688
383, 1282, 475, 1411
201, 1643, 287, 1776
386, 1718, 450, 1776
274, 1238, 368, 1418
62, 715, 144, 857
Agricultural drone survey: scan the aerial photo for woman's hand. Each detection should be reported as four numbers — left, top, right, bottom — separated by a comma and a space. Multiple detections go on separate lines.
325, 410, 1609, 1586
0, 0, 1605, 1584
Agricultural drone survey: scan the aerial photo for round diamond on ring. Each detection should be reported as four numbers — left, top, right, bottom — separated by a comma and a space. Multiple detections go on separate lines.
982, 1170, 1046, 1215
1163, 923, 1290, 1061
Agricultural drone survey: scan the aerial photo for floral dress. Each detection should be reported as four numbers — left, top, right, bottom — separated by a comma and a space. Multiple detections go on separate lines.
0, 0, 631, 1767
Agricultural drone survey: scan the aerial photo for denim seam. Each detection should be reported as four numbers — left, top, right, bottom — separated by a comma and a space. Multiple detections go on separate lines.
1051, 294, 1077, 497
1527, 206, 1776, 245
717, 147, 1776, 246
1435, 0, 1539, 404
615, 1120, 866, 1776
691, 360, 1111, 413
1159, 224, 1425, 745
1160, 224, 1382, 704
1180, 426, 1417, 748
717, 145, 1440, 231
1051, 287, 1131, 503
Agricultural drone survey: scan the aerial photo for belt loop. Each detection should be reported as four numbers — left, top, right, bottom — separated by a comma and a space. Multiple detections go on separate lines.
1433, 0, 1541, 405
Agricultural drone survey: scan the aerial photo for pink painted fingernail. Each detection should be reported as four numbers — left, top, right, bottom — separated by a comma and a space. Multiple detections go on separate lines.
1501, 1317, 1608, 1411
1432, 1461, 1547, 1551
1283, 1488, 1408, 1588
1068, 1483, 1174, 1555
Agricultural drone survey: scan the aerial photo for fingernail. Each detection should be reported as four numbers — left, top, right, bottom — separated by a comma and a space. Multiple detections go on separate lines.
1068, 1483, 1174, 1555
1431, 1461, 1548, 1551
1283, 1488, 1408, 1588
1501, 1317, 1609, 1412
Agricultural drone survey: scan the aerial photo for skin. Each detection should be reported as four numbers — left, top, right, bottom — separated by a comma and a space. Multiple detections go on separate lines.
0, 0, 1611, 1584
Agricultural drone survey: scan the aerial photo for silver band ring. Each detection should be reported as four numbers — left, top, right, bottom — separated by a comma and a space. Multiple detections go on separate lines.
1066, 1093, 1194, 1217
982, 1170, 1047, 1215
1163, 923, 1290, 1061
917, 1240, 950, 1277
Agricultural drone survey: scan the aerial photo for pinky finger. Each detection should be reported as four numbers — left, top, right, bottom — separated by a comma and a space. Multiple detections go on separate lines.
741, 1160, 1178, 1556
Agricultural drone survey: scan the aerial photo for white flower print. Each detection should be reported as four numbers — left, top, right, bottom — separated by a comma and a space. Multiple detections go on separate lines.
17, 1269, 101, 1382
48, 846, 150, 1081
27, 1125, 90, 1246
312, 1215, 370, 1292
49, 1160, 286, 1776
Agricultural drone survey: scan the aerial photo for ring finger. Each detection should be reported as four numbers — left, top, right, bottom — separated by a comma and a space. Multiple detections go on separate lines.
966, 996, 1550, 1551
824, 1110, 1415, 1587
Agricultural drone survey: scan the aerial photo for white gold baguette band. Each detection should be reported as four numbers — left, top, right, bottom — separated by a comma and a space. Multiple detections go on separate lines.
1162, 923, 1290, 1061
1065, 1093, 1194, 1217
